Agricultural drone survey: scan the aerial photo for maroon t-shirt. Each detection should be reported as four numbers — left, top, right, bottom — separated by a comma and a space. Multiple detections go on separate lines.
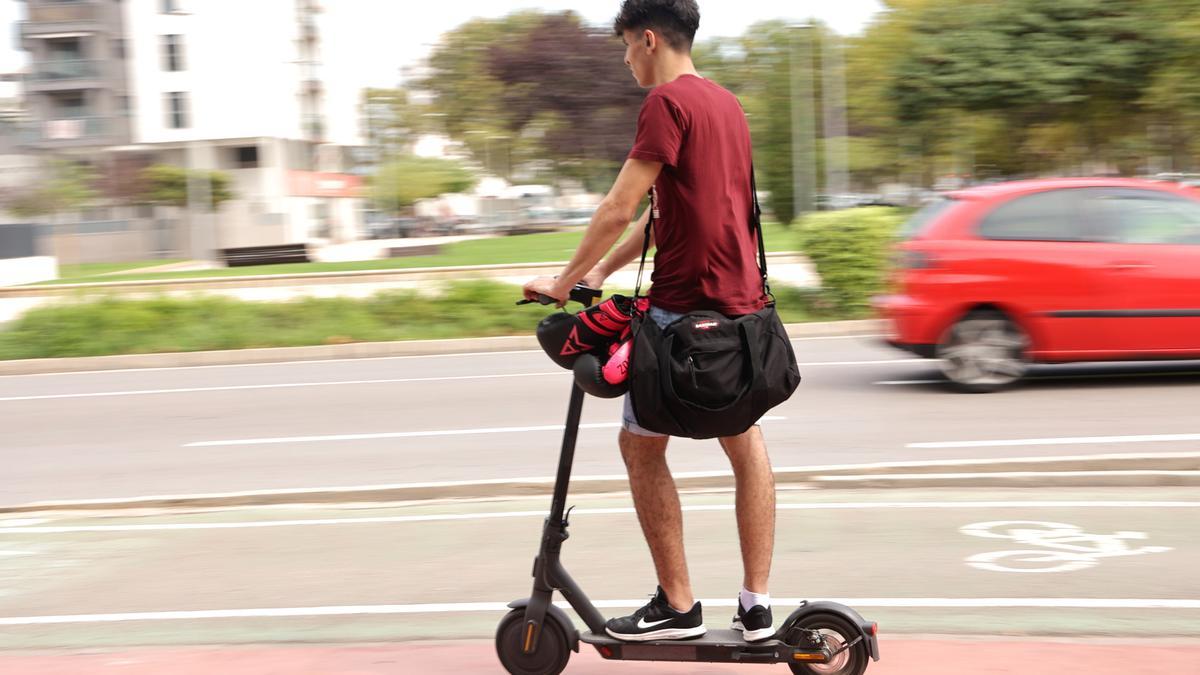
628, 74, 765, 316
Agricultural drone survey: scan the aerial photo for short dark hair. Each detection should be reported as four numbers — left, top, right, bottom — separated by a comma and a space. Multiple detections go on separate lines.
612, 0, 700, 53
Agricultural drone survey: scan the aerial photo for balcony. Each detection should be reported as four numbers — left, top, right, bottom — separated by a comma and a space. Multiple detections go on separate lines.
20, 1, 110, 40
23, 59, 104, 92
19, 116, 114, 148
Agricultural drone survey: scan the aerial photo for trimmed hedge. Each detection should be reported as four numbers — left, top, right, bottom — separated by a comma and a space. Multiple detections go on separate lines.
795, 207, 907, 316
0, 281, 833, 361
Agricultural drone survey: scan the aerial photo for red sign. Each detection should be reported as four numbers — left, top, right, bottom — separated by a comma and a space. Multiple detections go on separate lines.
288, 171, 364, 198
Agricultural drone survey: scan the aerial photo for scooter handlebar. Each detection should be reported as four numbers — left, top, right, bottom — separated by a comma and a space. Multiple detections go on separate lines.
517, 283, 602, 307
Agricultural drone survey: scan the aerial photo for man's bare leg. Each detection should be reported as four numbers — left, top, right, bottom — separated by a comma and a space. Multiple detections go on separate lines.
719, 426, 775, 593
618, 428, 694, 611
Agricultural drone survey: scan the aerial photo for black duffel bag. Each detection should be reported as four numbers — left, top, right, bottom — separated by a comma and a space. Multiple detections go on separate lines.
628, 306, 800, 439
626, 170, 801, 439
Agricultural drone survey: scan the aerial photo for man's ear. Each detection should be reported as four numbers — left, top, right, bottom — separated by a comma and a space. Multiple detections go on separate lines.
643, 29, 655, 50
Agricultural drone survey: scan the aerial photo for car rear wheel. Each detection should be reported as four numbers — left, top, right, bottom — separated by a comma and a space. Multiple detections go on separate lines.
937, 310, 1029, 393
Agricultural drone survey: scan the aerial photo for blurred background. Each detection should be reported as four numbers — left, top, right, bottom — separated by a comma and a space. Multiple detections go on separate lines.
0, 2, 1197, 674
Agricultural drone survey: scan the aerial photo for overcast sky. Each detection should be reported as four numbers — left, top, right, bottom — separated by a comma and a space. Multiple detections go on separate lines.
1, 0, 884, 86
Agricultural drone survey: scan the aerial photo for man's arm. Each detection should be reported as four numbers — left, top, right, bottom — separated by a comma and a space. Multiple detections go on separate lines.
523, 158, 662, 303
583, 206, 653, 289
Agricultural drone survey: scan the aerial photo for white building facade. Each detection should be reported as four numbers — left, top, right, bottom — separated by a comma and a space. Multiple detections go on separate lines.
17, 0, 366, 251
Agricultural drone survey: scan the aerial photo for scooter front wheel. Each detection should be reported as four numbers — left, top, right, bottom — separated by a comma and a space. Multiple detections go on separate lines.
495, 609, 572, 675
787, 613, 869, 675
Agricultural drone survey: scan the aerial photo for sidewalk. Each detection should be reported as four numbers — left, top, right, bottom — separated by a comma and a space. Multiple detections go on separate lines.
4, 638, 1198, 674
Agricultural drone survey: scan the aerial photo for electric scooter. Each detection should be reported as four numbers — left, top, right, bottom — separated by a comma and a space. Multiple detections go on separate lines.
497, 286, 881, 675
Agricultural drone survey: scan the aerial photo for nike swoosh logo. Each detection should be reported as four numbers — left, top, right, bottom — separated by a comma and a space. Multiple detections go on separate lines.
636, 617, 674, 630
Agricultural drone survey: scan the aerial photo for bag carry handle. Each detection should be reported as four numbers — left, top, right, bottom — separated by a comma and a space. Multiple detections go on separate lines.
633, 166, 770, 302
655, 319, 768, 415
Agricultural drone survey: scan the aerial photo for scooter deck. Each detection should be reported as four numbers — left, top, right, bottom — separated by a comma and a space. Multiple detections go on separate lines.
579, 629, 831, 665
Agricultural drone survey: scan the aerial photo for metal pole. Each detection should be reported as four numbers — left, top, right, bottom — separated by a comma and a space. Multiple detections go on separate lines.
791, 24, 817, 217
821, 31, 850, 201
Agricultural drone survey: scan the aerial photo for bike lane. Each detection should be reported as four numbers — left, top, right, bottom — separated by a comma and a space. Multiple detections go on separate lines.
0, 488, 1197, 661
4, 639, 1200, 674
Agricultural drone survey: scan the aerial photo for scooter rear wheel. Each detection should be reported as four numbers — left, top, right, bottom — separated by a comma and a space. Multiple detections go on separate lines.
787, 613, 869, 675
495, 609, 572, 675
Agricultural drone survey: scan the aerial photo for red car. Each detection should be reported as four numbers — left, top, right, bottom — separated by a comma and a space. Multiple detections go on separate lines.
875, 177, 1200, 391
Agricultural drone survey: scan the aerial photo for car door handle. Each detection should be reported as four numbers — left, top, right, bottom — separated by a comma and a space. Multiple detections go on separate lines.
1107, 262, 1153, 271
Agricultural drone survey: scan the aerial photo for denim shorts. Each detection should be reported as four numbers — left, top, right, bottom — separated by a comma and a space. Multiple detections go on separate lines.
622, 305, 686, 438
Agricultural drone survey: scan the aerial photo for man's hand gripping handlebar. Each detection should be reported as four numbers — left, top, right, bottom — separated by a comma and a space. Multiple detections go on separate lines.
517, 283, 603, 308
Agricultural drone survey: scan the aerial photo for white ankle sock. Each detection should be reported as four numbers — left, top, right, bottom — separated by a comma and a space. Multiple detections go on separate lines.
739, 588, 770, 611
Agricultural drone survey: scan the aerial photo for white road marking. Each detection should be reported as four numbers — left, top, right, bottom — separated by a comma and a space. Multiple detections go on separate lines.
1, 597, 1197, 625
13, 451, 1199, 512
800, 359, 924, 366
0, 350, 550, 378
1, 359, 919, 402
816, 470, 1200, 482
0, 335, 887, 380
961, 520, 1172, 574
184, 416, 788, 447
0, 550, 36, 557
0, 373, 562, 402
0, 519, 49, 527
911, 434, 1200, 449
3, 501, 1195, 534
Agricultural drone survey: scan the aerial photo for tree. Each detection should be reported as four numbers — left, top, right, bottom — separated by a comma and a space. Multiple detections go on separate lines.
694, 21, 834, 224
369, 156, 475, 213
888, 0, 1165, 176
486, 12, 645, 188
362, 87, 434, 162
0, 160, 99, 218
421, 11, 645, 189
1141, 0, 1200, 172
139, 164, 235, 209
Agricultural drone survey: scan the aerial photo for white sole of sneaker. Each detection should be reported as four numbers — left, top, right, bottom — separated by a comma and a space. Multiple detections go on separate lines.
604, 625, 708, 642
731, 621, 775, 642
741, 626, 776, 642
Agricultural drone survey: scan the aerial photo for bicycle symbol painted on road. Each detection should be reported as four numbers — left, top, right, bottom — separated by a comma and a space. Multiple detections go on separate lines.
960, 520, 1172, 573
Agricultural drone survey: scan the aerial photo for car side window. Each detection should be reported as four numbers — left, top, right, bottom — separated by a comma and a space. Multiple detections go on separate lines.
978, 189, 1088, 242
1083, 189, 1200, 245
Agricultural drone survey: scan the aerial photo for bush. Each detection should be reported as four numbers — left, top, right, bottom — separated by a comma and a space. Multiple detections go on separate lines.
0, 280, 859, 361
795, 207, 906, 316
0, 282, 557, 360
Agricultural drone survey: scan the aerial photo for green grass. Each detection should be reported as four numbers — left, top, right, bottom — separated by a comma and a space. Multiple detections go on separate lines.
56, 259, 187, 280
0, 280, 837, 360
32, 223, 798, 286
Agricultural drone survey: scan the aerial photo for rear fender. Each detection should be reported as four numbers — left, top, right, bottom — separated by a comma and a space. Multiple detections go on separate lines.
779, 601, 880, 662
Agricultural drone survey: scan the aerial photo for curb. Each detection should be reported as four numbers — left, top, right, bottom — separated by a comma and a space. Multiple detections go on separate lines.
3, 452, 1197, 514
0, 320, 883, 376
2, 253, 809, 298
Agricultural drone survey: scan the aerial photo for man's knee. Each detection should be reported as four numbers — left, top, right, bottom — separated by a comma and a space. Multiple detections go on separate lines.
619, 428, 669, 465
719, 426, 768, 461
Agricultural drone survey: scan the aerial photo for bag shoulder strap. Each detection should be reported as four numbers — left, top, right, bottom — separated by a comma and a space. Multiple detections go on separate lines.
633, 166, 771, 302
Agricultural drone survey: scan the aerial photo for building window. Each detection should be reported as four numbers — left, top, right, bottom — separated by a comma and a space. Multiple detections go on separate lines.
112, 38, 126, 60
235, 145, 259, 169
165, 91, 189, 129
162, 35, 185, 72
161, 0, 181, 13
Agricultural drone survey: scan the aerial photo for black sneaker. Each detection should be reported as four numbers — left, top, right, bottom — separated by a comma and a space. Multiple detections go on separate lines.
731, 602, 774, 642
604, 587, 707, 642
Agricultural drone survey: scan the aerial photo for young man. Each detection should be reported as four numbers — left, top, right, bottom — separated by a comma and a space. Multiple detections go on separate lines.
522, 0, 776, 643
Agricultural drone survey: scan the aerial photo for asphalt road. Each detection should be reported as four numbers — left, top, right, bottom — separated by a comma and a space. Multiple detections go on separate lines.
3, 336, 1200, 504
0, 487, 1196, 670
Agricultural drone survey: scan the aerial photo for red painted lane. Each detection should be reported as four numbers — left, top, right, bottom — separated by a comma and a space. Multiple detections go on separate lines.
3, 639, 1199, 674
